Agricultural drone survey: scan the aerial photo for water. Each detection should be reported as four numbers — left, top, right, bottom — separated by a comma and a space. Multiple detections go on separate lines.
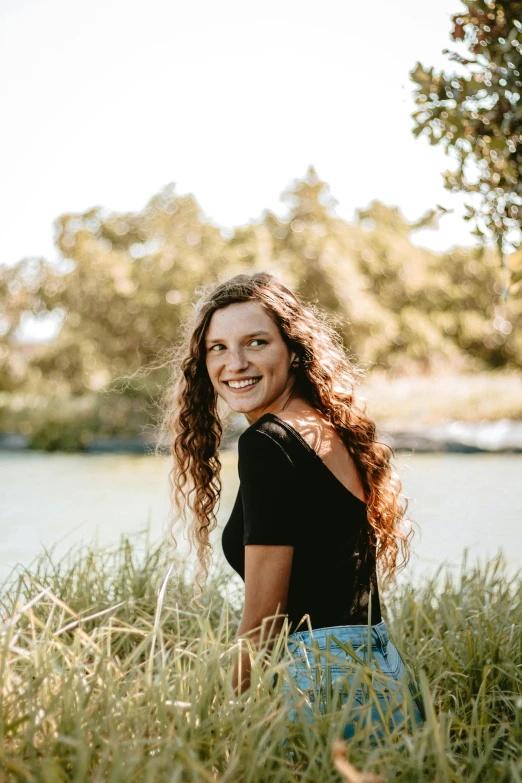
1, 451, 520, 586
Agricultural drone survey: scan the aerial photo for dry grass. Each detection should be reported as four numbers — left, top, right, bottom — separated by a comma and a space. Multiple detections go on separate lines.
362, 370, 522, 427
0, 531, 520, 781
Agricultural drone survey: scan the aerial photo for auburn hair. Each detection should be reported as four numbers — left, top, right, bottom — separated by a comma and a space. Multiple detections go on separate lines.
156, 271, 413, 600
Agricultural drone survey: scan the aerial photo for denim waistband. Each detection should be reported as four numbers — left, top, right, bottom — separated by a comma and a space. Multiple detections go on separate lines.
287, 620, 389, 654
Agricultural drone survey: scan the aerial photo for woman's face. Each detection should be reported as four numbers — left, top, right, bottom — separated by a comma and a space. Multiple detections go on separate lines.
204, 300, 298, 423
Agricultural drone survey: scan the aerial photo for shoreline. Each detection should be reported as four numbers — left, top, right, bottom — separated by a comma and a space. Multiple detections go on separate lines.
1, 419, 521, 454
379, 419, 522, 454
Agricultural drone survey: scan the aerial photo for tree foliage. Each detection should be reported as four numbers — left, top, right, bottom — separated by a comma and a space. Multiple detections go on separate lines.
1, 168, 521, 445
410, 0, 522, 291
2, 187, 232, 396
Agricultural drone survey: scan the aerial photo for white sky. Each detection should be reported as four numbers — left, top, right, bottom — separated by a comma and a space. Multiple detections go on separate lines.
1, 0, 472, 280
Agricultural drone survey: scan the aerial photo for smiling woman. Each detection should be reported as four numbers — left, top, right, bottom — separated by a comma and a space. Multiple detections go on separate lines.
155, 271, 424, 744
204, 304, 299, 420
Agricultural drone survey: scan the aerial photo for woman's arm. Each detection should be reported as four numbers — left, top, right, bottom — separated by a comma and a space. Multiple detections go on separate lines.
232, 543, 294, 695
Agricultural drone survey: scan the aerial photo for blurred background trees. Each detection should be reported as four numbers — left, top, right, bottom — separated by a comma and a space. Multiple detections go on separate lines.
1, 167, 521, 449
410, 0, 522, 292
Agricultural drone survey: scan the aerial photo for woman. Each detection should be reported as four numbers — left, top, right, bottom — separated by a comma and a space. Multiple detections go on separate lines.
160, 270, 425, 741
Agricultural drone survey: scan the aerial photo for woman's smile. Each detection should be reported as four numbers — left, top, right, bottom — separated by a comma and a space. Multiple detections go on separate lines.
224, 376, 262, 391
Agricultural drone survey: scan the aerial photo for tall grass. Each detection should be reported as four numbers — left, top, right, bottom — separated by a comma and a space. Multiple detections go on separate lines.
0, 532, 520, 782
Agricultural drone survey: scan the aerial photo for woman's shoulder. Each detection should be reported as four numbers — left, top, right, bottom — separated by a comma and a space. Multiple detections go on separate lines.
251, 409, 330, 452
236, 415, 302, 484
238, 413, 293, 452
238, 407, 328, 463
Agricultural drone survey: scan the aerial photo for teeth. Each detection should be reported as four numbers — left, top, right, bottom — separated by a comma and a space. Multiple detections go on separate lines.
227, 378, 260, 389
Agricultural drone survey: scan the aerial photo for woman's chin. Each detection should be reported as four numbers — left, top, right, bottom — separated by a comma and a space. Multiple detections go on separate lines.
225, 394, 266, 416
228, 400, 258, 415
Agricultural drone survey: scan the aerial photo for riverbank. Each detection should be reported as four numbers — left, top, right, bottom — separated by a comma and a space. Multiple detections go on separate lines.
365, 371, 522, 453
1, 371, 521, 453
3, 420, 521, 453
382, 420, 522, 453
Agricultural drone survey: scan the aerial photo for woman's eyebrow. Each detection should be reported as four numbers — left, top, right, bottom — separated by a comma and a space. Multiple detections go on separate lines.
205, 330, 271, 345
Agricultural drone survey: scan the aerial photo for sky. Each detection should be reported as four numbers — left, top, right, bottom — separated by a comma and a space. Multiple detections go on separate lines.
1, 0, 472, 287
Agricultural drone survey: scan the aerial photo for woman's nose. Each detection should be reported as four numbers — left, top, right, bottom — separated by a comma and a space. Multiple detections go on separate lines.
226, 348, 249, 371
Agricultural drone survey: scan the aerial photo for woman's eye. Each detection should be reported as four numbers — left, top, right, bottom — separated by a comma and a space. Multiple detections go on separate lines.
209, 339, 266, 351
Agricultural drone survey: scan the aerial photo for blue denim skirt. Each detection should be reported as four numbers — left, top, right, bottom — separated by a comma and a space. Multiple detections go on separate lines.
277, 619, 425, 741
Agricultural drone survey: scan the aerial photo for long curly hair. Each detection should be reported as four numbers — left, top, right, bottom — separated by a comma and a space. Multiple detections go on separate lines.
156, 271, 413, 599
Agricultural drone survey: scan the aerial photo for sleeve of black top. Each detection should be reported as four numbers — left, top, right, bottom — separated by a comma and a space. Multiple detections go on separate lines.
238, 428, 300, 546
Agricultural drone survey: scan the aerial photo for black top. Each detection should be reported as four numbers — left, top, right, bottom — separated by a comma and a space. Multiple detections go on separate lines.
221, 413, 382, 633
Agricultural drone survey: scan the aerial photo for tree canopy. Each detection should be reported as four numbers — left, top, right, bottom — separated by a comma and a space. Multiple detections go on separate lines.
2, 167, 521, 403
2, 168, 521, 447
410, 0, 522, 294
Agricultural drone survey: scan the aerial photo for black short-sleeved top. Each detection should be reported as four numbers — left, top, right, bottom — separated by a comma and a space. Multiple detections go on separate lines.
221, 413, 382, 633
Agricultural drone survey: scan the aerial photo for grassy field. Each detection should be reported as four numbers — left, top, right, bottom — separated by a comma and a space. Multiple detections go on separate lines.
0, 532, 521, 782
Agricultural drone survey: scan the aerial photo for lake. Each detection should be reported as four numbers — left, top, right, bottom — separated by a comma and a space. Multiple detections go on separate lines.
1, 450, 520, 588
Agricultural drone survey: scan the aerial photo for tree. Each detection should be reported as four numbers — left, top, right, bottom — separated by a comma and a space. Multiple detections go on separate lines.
5, 185, 228, 396
266, 166, 346, 314
3, 171, 522, 418
410, 0, 522, 294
